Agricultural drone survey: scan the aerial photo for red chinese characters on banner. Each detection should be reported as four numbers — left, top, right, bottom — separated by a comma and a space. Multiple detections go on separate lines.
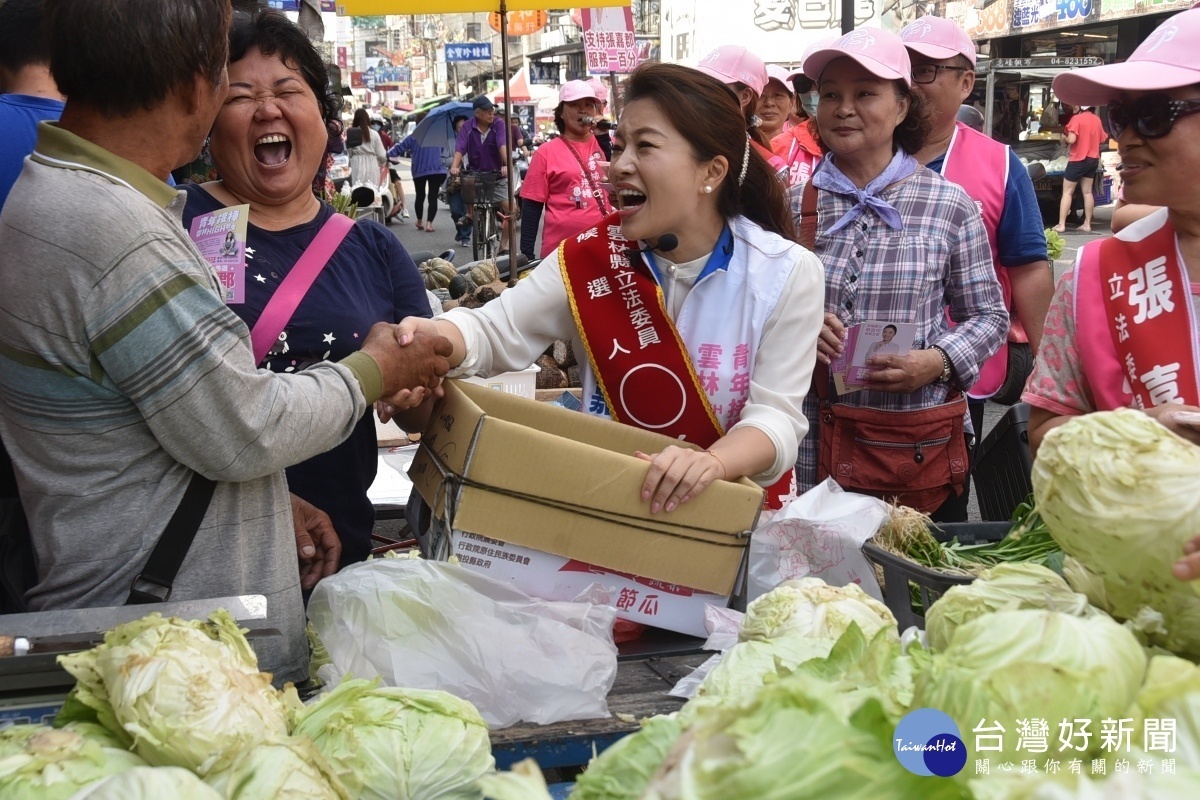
581, 7, 640, 75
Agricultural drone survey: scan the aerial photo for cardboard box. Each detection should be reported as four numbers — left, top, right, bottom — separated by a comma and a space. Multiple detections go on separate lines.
463, 365, 540, 400
409, 380, 763, 604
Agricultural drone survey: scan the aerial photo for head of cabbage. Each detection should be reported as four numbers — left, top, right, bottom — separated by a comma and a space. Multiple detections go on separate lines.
292, 678, 494, 800
66, 766, 223, 800
1032, 409, 1200, 659
569, 714, 684, 800
55, 611, 296, 775
738, 577, 897, 644
0, 724, 145, 800
203, 737, 349, 800
925, 563, 1093, 652
913, 609, 1147, 765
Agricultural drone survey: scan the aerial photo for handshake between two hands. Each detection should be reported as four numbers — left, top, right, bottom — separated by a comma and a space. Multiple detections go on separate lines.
358, 318, 454, 421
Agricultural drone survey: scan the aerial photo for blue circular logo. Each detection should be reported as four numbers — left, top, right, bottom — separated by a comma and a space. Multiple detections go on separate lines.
893, 708, 967, 777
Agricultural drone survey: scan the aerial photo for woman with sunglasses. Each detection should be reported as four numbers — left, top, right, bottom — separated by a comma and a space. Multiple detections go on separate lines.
1025, 7, 1200, 458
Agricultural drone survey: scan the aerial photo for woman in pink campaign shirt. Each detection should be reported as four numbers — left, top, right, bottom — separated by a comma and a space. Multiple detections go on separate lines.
1026, 8, 1200, 467
519, 80, 611, 261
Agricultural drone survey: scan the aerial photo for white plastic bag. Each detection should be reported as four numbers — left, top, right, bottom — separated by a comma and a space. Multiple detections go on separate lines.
747, 478, 889, 602
307, 557, 618, 728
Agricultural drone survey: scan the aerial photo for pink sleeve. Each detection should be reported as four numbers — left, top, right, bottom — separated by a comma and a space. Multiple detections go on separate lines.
1021, 269, 1097, 416
521, 146, 551, 203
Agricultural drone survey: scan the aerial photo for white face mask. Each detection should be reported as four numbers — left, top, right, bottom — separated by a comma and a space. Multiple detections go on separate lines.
800, 91, 819, 117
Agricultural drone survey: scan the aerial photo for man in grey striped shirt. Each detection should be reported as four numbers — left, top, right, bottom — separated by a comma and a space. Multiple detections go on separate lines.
0, 0, 450, 684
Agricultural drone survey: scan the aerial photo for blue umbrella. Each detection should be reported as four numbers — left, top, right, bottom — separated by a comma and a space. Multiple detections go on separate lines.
408, 101, 474, 167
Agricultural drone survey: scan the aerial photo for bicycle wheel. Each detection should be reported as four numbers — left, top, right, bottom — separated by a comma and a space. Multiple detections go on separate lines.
471, 205, 487, 261
480, 207, 498, 261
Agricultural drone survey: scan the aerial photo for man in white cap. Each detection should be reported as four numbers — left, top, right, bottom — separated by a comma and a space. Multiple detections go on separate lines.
901, 15, 1052, 462
519, 80, 611, 261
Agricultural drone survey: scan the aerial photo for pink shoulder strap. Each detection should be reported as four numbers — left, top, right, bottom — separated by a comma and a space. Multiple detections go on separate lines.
250, 212, 355, 366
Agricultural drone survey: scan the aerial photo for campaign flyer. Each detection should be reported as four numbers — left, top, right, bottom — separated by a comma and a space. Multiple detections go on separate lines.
188, 204, 250, 304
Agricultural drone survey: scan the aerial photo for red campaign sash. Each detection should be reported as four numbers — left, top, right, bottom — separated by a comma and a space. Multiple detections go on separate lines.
1098, 219, 1200, 408
559, 213, 795, 510
559, 213, 725, 446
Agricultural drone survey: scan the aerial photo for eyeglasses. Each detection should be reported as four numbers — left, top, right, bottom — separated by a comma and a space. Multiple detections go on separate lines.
1107, 94, 1200, 139
910, 65, 970, 85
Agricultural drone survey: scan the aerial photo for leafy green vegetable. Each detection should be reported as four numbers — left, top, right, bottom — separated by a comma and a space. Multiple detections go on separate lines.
0, 724, 145, 800
643, 627, 962, 800
925, 563, 1093, 651
55, 611, 296, 775
475, 759, 553, 800
67, 766, 223, 799
1033, 409, 1200, 658
203, 736, 349, 800
292, 677, 493, 800
569, 715, 683, 800
738, 577, 897, 644
1128, 655, 1200, 771
913, 609, 1147, 765
970, 769, 1200, 799
1044, 228, 1065, 261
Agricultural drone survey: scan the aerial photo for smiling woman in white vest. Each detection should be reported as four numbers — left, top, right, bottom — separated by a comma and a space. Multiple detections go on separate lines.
393, 62, 826, 515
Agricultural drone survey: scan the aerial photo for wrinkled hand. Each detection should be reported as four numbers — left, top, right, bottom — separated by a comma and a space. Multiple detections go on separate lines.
450, 165, 461, 177
377, 384, 442, 423
635, 446, 726, 514
359, 321, 452, 398
862, 349, 945, 394
1175, 535, 1200, 582
816, 312, 845, 365
1143, 404, 1200, 447
290, 494, 341, 591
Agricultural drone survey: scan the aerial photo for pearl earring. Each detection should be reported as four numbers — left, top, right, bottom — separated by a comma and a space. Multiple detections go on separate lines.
703, 185, 713, 194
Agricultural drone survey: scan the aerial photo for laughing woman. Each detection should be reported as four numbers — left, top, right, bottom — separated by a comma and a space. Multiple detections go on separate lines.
183, 8, 431, 571
396, 63, 825, 512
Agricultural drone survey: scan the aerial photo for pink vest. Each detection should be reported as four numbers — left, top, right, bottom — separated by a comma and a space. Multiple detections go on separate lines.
1074, 209, 1200, 410
940, 122, 1014, 399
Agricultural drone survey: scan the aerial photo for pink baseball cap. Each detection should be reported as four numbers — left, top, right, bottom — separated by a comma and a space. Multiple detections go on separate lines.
788, 37, 838, 81
900, 15, 977, 66
1054, 8, 1200, 106
765, 64, 795, 94
803, 27, 913, 87
696, 45, 768, 96
559, 80, 599, 104
585, 77, 609, 105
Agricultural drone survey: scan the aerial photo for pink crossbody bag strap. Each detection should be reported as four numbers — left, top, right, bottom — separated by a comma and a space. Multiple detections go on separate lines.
249, 212, 355, 366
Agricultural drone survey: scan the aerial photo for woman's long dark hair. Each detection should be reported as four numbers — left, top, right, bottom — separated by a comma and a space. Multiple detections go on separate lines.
623, 63, 796, 242
352, 108, 373, 148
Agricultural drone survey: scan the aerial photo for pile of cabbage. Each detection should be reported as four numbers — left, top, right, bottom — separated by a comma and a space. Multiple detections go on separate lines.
479, 411, 1200, 799
2, 610, 495, 800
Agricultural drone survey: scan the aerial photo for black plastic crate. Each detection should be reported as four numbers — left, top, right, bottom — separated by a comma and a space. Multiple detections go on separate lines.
862, 521, 1011, 631
974, 403, 1033, 521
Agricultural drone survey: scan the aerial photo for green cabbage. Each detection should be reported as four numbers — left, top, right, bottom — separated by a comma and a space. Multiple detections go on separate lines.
568, 715, 684, 800
475, 759, 553, 800
642, 627, 960, 800
1032, 409, 1200, 658
969, 770, 1200, 800
203, 737, 348, 800
925, 563, 1093, 651
292, 677, 493, 800
738, 577, 897, 644
0, 724, 145, 800
66, 766, 223, 799
56, 611, 296, 775
913, 609, 1147, 764
1129, 655, 1200, 770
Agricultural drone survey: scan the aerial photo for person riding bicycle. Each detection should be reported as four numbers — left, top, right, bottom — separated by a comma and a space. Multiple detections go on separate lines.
450, 95, 511, 255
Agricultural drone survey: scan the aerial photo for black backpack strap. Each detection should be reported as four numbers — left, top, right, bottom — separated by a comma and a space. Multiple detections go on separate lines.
127, 473, 217, 605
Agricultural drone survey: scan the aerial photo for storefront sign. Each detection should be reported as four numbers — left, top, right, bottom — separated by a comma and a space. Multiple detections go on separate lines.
955, 0, 1197, 39
582, 8, 640, 75
445, 42, 492, 62
989, 56, 1104, 68
488, 10, 548, 36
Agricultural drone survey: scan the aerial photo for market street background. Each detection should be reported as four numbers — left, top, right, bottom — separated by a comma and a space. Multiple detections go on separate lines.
381, 158, 1112, 526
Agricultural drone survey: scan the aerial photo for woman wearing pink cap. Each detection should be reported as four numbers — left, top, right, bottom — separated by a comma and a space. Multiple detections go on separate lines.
397, 63, 824, 516
695, 45, 789, 179
1024, 7, 1200, 464
788, 28, 1007, 520
519, 80, 610, 261
757, 64, 796, 141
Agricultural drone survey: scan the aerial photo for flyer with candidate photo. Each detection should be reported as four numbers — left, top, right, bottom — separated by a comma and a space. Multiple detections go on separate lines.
831, 320, 918, 394
188, 204, 250, 304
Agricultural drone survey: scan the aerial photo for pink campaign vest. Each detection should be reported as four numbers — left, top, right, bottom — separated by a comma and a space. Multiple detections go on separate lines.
1074, 209, 1200, 410
939, 122, 1013, 399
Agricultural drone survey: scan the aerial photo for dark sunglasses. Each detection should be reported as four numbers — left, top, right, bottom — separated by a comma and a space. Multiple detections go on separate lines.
1107, 94, 1200, 139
